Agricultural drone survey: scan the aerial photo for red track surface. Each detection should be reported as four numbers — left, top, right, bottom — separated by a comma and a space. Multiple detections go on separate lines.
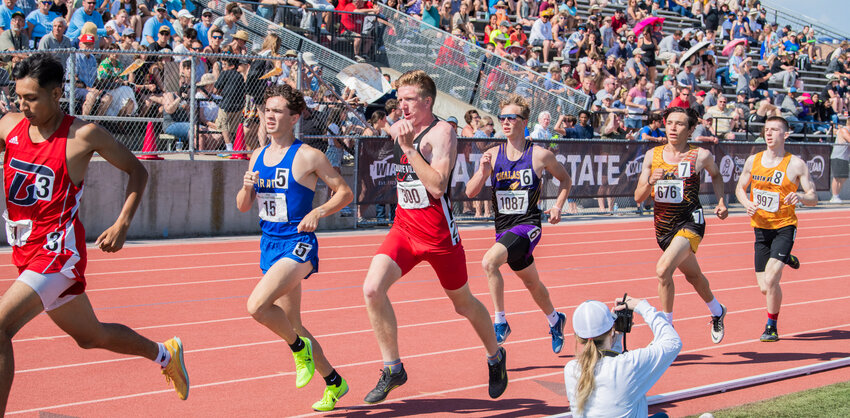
2, 209, 850, 417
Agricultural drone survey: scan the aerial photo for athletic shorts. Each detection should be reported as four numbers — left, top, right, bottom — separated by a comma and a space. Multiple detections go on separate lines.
17, 270, 79, 311
831, 158, 849, 179
495, 224, 542, 271
754, 225, 796, 272
657, 221, 705, 254
260, 233, 319, 278
376, 226, 468, 290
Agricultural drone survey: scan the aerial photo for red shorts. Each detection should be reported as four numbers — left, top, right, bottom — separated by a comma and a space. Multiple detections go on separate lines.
376, 226, 468, 290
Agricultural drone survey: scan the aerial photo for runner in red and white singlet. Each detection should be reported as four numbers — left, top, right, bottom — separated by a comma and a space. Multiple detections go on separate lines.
362, 71, 507, 405
0, 54, 188, 413
4, 114, 87, 289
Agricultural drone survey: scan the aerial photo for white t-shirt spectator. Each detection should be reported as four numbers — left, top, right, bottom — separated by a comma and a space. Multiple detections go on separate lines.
529, 124, 551, 140
529, 18, 552, 45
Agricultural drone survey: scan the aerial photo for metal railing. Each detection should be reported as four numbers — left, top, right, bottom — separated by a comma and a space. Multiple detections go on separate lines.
376, 3, 590, 117
761, 1, 849, 41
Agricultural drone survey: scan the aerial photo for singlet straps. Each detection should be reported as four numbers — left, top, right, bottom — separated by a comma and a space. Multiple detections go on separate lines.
281, 139, 303, 169
414, 118, 441, 145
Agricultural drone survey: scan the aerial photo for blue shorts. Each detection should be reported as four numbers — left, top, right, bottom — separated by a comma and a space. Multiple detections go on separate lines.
260, 233, 319, 278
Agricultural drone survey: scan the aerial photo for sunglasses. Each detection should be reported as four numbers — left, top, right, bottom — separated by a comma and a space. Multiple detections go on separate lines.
159, 31, 170, 35
41, 1, 53, 4
498, 114, 524, 122
211, 35, 222, 39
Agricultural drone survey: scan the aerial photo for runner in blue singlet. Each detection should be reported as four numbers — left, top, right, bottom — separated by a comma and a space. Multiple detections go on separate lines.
236, 84, 353, 412
466, 94, 573, 353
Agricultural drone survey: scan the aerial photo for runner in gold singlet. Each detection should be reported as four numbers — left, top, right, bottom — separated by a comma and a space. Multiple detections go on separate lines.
735, 116, 817, 342
635, 107, 730, 344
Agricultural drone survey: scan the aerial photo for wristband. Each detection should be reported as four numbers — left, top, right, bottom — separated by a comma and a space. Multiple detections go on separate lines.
551, 205, 562, 212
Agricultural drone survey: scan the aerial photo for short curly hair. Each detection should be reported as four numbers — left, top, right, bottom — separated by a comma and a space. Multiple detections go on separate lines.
264, 84, 306, 115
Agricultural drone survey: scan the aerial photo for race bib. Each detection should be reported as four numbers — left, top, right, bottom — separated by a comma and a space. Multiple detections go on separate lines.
3, 211, 32, 247
496, 190, 529, 214
398, 181, 429, 209
257, 193, 288, 222
753, 188, 780, 213
654, 179, 684, 204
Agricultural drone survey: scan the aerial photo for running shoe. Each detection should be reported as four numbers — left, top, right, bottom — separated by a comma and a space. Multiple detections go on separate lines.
786, 254, 800, 270
549, 312, 567, 354
312, 378, 349, 411
292, 336, 315, 388
488, 347, 508, 399
161, 337, 190, 400
760, 325, 779, 342
494, 322, 511, 345
364, 365, 408, 404
710, 304, 727, 344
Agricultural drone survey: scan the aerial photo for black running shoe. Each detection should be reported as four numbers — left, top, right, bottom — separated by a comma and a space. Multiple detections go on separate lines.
488, 347, 508, 399
760, 325, 779, 342
786, 254, 800, 270
363, 365, 408, 404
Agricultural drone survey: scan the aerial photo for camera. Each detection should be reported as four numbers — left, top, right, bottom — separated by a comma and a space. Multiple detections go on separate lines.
614, 293, 633, 333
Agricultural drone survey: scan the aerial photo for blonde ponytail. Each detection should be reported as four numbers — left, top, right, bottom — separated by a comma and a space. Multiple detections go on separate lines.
573, 333, 608, 414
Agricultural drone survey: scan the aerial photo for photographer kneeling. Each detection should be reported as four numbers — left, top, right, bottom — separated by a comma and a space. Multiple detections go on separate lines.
564, 296, 682, 417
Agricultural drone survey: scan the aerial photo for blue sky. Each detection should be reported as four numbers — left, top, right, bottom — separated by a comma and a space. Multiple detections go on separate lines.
764, 0, 850, 37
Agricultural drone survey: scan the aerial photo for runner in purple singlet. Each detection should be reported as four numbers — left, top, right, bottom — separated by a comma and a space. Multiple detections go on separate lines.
466, 94, 572, 353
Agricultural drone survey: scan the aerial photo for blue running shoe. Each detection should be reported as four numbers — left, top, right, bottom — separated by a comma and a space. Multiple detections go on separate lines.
550, 312, 566, 353
494, 322, 511, 345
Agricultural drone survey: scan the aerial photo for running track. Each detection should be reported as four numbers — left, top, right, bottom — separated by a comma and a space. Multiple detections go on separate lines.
2, 208, 850, 417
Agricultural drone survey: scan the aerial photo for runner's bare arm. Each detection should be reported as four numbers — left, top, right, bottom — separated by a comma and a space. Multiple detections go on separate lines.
297, 148, 354, 233
634, 149, 658, 203
395, 120, 456, 198
701, 149, 728, 220
236, 148, 263, 212
735, 155, 758, 217
83, 123, 149, 252
785, 156, 818, 207
465, 146, 497, 198
542, 147, 571, 224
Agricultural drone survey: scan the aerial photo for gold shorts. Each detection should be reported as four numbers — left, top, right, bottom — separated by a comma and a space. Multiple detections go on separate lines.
674, 229, 702, 253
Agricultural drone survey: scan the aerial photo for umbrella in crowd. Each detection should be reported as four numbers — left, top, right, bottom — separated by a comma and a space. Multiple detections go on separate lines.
633, 16, 665, 35
679, 40, 712, 66
722, 38, 748, 56
119, 59, 145, 77
336, 63, 391, 104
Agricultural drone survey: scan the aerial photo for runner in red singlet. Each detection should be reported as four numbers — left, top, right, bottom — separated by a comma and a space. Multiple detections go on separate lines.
362, 71, 508, 404
0, 54, 188, 413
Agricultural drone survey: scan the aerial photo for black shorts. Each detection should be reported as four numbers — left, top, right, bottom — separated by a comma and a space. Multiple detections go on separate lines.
497, 230, 537, 271
832, 158, 849, 179
754, 225, 797, 272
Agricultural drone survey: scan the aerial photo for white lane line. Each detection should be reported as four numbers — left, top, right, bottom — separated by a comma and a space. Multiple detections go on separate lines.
13, 256, 850, 344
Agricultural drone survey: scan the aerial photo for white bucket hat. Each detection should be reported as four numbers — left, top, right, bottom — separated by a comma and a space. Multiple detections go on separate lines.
572, 300, 616, 339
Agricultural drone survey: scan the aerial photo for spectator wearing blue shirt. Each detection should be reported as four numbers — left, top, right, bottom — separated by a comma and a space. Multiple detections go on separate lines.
637, 113, 664, 142
26, 0, 59, 43
0, 0, 29, 33
141, 2, 174, 46
194, 8, 212, 46
565, 110, 594, 139
67, 0, 106, 40
164, 0, 193, 19
66, 33, 113, 115
783, 32, 800, 53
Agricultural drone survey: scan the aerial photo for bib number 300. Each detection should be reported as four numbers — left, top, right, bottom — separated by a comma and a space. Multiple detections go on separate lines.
398, 181, 429, 210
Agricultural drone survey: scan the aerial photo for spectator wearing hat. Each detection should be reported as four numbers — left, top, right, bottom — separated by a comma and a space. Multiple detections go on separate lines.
194, 8, 213, 47
651, 75, 674, 111
445, 116, 459, 135
489, 19, 511, 47
38, 17, 70, 62
606, 36, 632, 60
67, 33, 113, 116
625, 48, 647, 82
492, 0, 509, 25
0, 9, 27, 50
0, 0, 27, 33
115, 27, 138, 66
173, 9, 194, 39
224, 29, 248, 55
148, 24, 172, 52
691, 114, 719, 143
211, 2, 242, 45
25, 0, 57, 44
564, 297, 681, 417
194, 72, 222, 151
529, 9, 553, 63
141, 1, 174, 46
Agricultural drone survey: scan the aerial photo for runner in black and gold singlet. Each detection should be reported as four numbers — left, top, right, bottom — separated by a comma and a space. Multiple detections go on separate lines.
635, 107, 730, 344
735, 116, 817, 342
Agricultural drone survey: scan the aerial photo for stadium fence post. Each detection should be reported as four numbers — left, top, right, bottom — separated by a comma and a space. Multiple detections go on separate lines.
68, 51, 76, 116
188, 56, 197, 160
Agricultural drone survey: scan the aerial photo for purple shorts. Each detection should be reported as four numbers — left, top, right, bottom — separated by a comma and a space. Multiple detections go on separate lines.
495, 224, 542, 263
